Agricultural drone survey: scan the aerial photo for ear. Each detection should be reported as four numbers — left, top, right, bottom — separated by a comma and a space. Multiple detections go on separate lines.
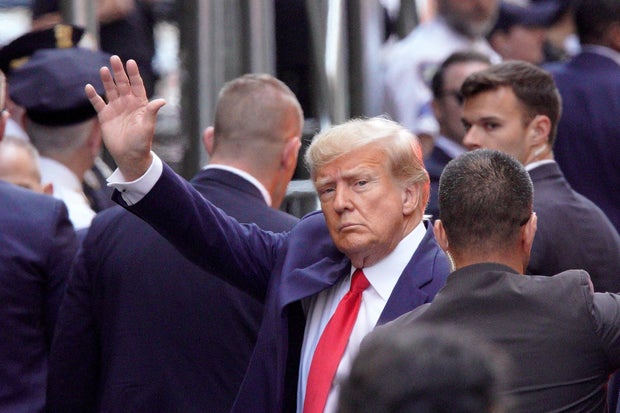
488, 32, 509, 57
521, 212, 538, 257
527, 114, 551, 147
433, 219, 449, 252
281, 136, 301, 172
202, 126, 215, 156
606, 21, 620, 50
88, 120, 102, 156
402, 181, 422, 216
42, 182, 54, 195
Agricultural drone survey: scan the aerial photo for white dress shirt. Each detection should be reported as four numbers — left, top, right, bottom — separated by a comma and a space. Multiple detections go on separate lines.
433, 135, 467, 159
297, 221, 427, 413
40, 157, 95, 230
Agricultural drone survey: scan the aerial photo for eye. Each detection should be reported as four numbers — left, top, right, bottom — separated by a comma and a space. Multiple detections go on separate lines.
355, 180, 368, 187
318, 186, 335, 200
483, 121, 500, 132
462, 121, 471, 132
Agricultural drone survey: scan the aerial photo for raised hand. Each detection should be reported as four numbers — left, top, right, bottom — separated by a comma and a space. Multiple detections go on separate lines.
85, 55, 166, 181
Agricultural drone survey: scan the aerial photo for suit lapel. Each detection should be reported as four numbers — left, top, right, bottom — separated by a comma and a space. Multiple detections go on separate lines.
279, 256, 351, 307
378, 223, 438, 324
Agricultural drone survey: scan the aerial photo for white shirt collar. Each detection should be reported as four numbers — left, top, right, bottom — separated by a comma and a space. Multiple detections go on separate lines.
39, 157, 82, 192
433, 135, 467, 159
525, 159, 555, 171
204, 164, 272, 206
39, 157, 94, 229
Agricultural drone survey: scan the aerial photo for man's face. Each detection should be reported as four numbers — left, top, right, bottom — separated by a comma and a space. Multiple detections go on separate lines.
440, 0, 499, 38
433, 60, 491, 144
461, 86, 532, 164
490, 25, 547, 64
0, 145, 46, 193
314, 143, 419, 268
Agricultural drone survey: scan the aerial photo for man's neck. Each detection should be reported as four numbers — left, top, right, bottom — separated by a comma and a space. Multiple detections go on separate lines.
453, 250, 525, 274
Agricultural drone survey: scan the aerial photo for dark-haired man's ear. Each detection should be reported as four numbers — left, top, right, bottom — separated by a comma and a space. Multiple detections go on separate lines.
433, 219, 449, 252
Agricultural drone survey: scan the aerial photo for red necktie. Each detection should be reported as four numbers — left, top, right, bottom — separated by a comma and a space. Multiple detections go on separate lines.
303, 268, 370, 413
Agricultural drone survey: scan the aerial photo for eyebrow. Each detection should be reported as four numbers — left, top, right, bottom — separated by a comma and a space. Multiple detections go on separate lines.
462, 114, 503, 124
314, 165, 376, 187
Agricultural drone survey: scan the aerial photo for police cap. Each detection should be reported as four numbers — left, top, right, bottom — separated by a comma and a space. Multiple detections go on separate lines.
8, 47, 111, 126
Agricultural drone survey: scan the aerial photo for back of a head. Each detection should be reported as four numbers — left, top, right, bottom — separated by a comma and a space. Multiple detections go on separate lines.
460, 61, 562, 145
438, 149, 533, 254
25, 118, 96, 157
574, 0, 620, 46
212, 73, 303, 161
337, 325, 510, 413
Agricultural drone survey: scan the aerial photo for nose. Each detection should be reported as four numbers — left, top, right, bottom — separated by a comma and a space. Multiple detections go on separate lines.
332, 184, 353, 213
462, 128, 482, 151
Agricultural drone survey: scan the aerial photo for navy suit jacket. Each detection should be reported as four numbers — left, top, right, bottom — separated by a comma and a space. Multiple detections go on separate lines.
546, 51, 620, 232
47, 169, 298, 413
528, 162, 620, 292
115, 163, 450, 413
0, 182, 78, 413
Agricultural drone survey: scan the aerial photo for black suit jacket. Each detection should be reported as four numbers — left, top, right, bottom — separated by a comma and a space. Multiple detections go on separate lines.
375, 263, 620, 413
528, 162, 620, 292
0, 182, 78, 413
46, 168, 299, 413
424, 145, 453, 220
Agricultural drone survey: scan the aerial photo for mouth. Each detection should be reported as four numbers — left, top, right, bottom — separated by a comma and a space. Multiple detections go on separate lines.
338, 223, 361, 232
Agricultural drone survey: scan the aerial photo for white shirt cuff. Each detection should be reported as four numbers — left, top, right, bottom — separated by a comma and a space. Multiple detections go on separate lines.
107, 152, 163, 205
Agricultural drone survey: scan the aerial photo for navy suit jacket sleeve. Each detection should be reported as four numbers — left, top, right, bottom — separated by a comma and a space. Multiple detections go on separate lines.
115, 163, 286, 300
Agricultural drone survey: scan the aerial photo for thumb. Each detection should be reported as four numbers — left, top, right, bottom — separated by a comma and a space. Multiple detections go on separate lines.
146, 98, 167, 119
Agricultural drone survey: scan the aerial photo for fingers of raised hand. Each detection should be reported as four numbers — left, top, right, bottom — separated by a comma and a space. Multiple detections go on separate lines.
99, 65, 118, 101
85, 83, 106, 113
110, 55, 132, 96
125, 59, 148, 100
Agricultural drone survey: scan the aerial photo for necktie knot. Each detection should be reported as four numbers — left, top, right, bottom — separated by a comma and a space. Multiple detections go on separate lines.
350, 268, 370, 294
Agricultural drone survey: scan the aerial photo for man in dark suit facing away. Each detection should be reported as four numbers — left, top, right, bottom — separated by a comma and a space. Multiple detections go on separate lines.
47, 73, 303, 413
372, 149, 620, 413
0, 69, 79, 413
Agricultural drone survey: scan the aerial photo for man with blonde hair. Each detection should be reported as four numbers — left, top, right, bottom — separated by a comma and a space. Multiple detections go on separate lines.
84, 56, 449, 413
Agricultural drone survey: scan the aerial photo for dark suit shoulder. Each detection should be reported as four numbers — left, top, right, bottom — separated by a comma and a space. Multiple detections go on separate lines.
191, 169, 299, 232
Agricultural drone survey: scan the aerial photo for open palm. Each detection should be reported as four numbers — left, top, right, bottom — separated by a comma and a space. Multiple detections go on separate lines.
85, 55, 166, 181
